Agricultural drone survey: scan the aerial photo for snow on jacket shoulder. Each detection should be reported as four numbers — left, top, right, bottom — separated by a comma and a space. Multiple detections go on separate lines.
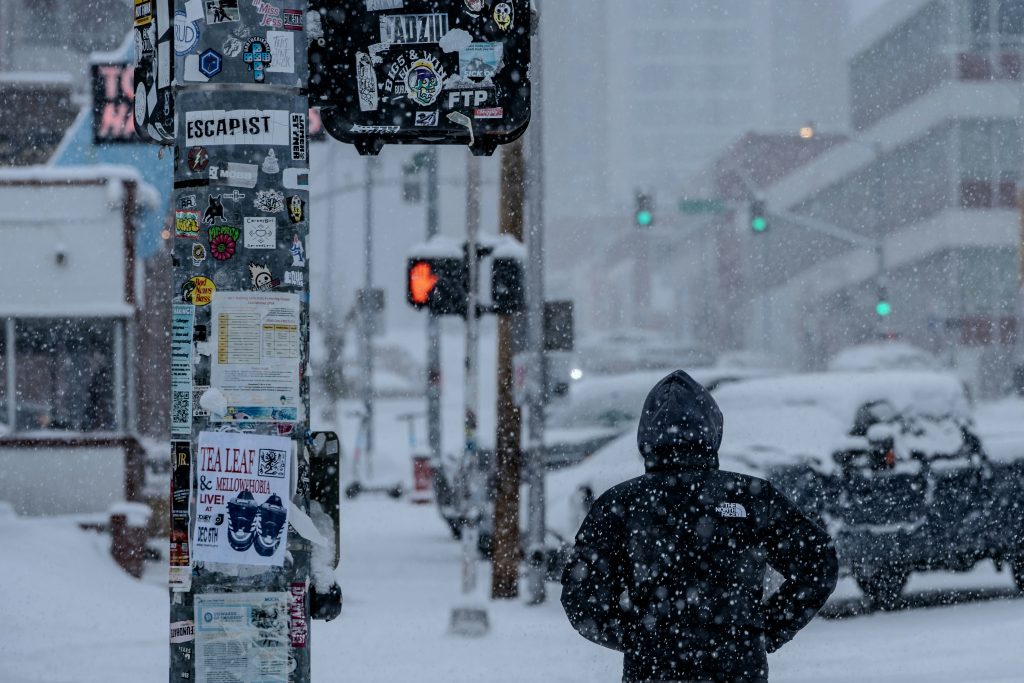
560, 370, 838, 683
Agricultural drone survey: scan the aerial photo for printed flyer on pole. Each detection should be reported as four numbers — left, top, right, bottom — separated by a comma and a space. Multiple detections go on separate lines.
192, 430, 292, 567
210, 291, 301, 422
195, 592, 290, 683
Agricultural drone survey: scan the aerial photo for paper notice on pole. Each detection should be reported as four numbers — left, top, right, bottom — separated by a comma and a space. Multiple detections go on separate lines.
192, 431, 292, 567
265, 31, 296, 73
195, 592, 289, 683
210, 291, 300, 422
171, 304, 195, 437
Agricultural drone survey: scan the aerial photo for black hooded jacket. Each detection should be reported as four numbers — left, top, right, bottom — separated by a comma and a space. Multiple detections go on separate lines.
560, 371, 838, 682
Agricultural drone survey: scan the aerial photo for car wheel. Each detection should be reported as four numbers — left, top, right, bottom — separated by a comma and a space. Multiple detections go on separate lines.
855, 565, 908, 610
1012, 559, 1024, 593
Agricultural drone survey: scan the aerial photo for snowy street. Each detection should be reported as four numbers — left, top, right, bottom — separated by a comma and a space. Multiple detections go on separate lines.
3, 490, 1023, 682
3, 390, 1023, 682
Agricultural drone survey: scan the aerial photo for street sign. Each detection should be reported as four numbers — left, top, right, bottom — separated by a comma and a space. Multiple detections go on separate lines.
309, 0, 532, 155
678, 198, 726, 215
92, 63, 142, 144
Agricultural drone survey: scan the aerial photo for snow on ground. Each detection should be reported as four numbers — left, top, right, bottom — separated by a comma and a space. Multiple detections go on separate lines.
2, 483, 1023, 682
4, 371, 1024, 681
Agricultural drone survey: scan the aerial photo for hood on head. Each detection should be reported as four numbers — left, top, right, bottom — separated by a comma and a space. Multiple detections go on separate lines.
637, 370, 723, 472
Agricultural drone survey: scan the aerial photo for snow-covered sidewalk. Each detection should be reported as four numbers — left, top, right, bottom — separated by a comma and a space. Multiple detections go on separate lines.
3, 495, 1023, 682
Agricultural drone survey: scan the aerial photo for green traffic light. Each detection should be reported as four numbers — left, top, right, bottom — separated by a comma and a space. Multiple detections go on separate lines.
876, 300, 892, 317
636, 210, 653, 227
751, 216, 767, 232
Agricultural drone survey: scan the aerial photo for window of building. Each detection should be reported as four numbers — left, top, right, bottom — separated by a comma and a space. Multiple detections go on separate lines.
12, 318, 120, 433
999, 0, 1024, 39
959, 119, 1021, 208
959, 0, 1024, 74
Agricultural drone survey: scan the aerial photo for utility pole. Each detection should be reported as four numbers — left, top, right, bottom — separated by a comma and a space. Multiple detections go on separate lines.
425, 147, 443, 468
149, 2, 339, 682
361, 156, 377, 481
491, 139, 525, 599
524, 0, 548, 606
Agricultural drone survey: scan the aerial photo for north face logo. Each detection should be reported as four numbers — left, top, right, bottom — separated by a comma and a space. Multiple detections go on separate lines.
716, 502, 747, 518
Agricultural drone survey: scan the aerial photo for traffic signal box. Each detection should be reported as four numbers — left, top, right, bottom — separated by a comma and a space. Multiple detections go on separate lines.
407, 252, 524, 317
407, 257, 469, 316
490, 256, 525, 314
309, 0, 532, 156
750, 200, 768, 233
635, 191, 654, 228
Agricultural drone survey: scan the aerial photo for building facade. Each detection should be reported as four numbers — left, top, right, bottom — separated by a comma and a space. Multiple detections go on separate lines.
751, 0, 1024, 395
543, 0, 849, 224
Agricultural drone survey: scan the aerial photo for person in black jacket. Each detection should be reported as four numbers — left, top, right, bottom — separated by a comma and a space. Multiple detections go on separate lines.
561, 370, 838, 683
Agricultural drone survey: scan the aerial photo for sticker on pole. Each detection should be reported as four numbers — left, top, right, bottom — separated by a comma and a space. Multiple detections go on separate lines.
195, 592, 289, 683
309, 0, 531, 155
193, 431, 292, 567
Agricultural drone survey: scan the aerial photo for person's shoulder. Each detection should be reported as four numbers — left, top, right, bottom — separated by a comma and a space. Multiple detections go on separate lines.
595, 474, 647, 501
589, 474, 650, 512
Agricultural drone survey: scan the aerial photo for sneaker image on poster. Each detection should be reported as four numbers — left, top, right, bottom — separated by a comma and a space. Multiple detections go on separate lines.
253, 493, 287, 557
226, 490, 258, 551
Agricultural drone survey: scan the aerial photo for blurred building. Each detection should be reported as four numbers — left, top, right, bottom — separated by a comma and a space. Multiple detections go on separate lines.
0, 0, 131, 75
543, 0, 849, 223
744, 0, 1024, 395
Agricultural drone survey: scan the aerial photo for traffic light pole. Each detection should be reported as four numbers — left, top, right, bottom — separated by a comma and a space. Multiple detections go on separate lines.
524, 0, 548, 606
361, 157, 377, 481
425, 148, 443, 469
769, 207, 888, 324
449, 152, 489, 636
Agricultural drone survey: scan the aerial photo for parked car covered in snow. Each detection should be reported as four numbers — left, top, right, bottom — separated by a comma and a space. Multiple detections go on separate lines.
547, 370, 1024, 607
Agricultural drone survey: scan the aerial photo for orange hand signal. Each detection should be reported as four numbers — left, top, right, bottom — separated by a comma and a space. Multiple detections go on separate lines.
409, 261, 438, 305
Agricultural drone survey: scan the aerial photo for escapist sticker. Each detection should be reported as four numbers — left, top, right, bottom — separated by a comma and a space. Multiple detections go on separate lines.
185, 109, 290, 147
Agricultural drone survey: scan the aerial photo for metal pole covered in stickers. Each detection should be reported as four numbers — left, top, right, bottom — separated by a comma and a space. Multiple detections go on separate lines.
144, 2, 341, 682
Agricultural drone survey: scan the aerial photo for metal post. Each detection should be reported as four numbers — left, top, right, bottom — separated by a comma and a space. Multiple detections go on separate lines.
524, 0, 548, 606
322, 143, 343, 426
449, 152, 489, 636
426, 148, 443, 466
163, 2, 320, 680
362, 157, 376, 481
